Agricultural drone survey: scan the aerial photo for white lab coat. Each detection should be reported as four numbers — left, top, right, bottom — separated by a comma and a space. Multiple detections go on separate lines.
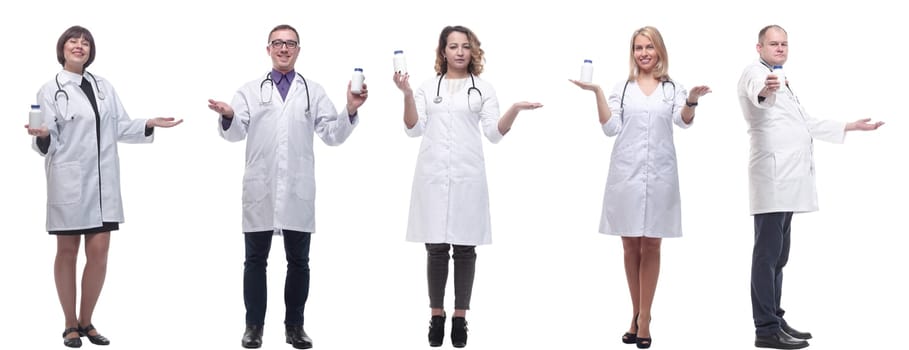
599, 80, 690, 238
33, 70, 153, 231
219, 73, 358, 233
405, 75, 502, 245
737, 61, 845, 215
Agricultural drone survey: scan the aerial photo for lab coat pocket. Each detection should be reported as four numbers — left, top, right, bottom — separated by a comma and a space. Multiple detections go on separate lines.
292, 175, 316, 201
242, 176, 268, 206
48, 162, 82, 205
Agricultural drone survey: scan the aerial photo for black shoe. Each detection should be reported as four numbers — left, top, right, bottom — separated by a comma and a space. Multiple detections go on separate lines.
755, 330, 809, 349
77, 324, 110, 346
285, 325, 313, 349
622, 313, 639, 344
428, 313, 446, 347
451, 317, 468, 348
242, 325, 264, 349
781, 323, 812, 340
62, 327, 82, 348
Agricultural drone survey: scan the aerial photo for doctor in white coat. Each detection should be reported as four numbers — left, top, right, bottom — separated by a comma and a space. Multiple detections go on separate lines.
571, 26, 710, 349
207, 24, 366, 350
738, 25, 883, 350
392, 25, 541, 348
24, 25, 181, 348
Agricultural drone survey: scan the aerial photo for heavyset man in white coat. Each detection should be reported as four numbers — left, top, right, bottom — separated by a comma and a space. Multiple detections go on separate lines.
738, 25, 883, 350
208, 24, 367, 350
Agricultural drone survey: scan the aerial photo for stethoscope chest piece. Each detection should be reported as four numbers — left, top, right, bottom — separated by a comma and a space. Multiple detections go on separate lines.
433, 96, 443, 104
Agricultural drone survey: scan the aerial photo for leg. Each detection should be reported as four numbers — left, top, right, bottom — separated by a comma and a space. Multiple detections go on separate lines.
751, 212, 789, 336
244, 231, 274, 326
282, 230, 312, 326
78, 232, 111, 339
426, 243, 450, 347
450, 245, 476, 348
621, 237, 643, 335
636, 237, 662, 344
426, 243, 451, 315
776, 213, 792, 322
55, 235, 81, 341
451, 245, 476, 316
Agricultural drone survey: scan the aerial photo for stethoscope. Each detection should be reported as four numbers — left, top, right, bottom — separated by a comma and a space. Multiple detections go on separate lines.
433, 74, 483, 113
618, 79, 676, 123
54, 71, 105, 119
260, 71, 311, 117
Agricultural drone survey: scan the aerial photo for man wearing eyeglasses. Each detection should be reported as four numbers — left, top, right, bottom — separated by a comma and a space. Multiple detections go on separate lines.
208, 24, 368, 349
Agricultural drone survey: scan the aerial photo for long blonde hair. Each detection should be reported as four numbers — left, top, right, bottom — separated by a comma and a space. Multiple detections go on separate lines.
627, 26, 670, 81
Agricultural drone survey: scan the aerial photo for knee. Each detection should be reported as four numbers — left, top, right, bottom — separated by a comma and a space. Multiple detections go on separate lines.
426, 243, 451, 258
641, 239, 661, 255
56, 242, 80, 262
452, 245, 476, 260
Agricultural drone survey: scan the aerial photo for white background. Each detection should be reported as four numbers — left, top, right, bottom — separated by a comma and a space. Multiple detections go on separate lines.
1, 0, 906, 349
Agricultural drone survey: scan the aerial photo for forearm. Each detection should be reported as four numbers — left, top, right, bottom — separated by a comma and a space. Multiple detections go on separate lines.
403, 92, 418, 129
681, 105, 695, 124
497, 104, 521, 135
595, 87, 612, 124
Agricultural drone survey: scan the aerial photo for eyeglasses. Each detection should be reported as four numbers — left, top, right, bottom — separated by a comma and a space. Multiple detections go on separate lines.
270, 40, 299, 49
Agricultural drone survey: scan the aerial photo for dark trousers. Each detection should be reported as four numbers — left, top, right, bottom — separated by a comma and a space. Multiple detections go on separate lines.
244, 230, 311, 326
751, 212, 793, 336
426, 243, 477, 310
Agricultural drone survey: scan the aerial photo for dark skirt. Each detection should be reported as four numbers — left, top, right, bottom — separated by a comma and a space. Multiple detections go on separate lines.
49, 222, 120, 235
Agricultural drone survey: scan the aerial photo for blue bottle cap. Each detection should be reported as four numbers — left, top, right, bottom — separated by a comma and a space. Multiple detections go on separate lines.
354, 68, 363, 72
772, 65, 783, 69
31, 104, 40, 109
394, 50, 404, 54
584, 59, 593, 63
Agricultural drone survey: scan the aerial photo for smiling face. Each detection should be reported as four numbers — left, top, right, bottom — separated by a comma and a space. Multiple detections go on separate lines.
56, 26, 96, 73
62, 36, 91, 73
267, 29, 300, 73
757, 26, 788, 66
633, 34, 658, 74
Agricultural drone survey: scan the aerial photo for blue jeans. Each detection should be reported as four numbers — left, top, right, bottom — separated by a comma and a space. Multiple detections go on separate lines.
244, 230, 311, 326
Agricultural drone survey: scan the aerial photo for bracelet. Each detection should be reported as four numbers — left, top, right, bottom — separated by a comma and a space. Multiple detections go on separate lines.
685, 100, 698, 107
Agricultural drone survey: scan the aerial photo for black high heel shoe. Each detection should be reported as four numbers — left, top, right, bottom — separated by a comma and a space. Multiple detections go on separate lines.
622, 313, 639, 344
635, 317, 652, 349
428, 312, 446, 347
78, 324, 110, 346
62, 327, 82, 348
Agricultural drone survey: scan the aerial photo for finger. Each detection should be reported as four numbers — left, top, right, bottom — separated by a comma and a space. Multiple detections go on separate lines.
858, 118, 871, 123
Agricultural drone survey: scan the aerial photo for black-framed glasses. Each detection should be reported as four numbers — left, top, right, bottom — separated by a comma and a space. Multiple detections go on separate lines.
270, 40, 299, 49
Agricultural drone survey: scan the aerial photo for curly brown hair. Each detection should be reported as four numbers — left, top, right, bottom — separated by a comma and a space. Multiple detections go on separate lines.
434, 25, 485, 76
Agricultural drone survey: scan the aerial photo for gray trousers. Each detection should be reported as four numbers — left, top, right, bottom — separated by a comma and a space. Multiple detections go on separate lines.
426, 243, 476, 310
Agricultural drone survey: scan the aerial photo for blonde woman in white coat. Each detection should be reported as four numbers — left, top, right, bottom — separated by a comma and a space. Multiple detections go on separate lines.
571, 26, 710, 349
24, 25, 181, 348
392, 25, 542, 348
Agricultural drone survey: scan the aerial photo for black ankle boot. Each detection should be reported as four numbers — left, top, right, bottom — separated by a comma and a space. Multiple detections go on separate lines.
428, 313, 446, 347
451, 317, 468, 348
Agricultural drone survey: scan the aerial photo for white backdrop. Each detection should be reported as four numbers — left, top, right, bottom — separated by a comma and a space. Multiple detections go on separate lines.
1, 1, 905, 349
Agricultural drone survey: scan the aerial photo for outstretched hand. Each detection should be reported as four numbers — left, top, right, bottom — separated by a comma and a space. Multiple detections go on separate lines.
514, 101, 543, 110
846, 118, 885, 131
208, 99, 234, 118
569, 79, 601, 92
393, 72, 412, 94
146, 117, 183, 128
687, 85, 712, 103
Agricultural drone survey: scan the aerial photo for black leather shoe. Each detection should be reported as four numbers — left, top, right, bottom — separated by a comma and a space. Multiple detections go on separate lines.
781, 323, 812, 340
451, 317, 468, 348
242, 325, 263, 349
755, 330, 809, 349
78, 324, 110, 346
428, 313, 446, 347
285, 325, 313, 349
62, 327, 82, 348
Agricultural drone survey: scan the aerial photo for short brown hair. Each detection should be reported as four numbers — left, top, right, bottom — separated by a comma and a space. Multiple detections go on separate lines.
56, 26, 96, 69
269, 24, 300, 42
